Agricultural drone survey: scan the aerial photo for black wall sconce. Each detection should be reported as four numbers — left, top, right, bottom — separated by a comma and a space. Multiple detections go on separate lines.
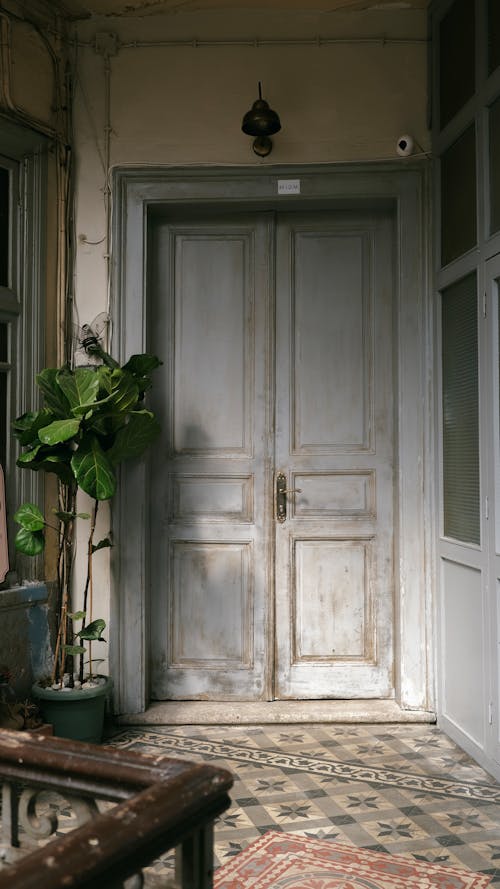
241, 82, 281, 157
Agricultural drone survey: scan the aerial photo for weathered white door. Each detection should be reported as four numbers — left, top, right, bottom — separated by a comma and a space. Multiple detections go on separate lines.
149, 212, 273, 700
149, 208, 394, 701
274, 212, 394, 699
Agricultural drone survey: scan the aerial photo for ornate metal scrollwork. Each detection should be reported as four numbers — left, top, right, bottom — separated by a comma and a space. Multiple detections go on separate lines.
18, 788, 58, 839
0, 781, 102, 867
123, 874, 144, 889
18, 788, 100, 840
1, 782, 147, 885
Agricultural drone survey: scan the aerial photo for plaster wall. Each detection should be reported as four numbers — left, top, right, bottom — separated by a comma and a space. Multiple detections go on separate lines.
0, 6, 64, 688
73, 8, 428, 311
9, 22, 54, 123
71, 6, 429, 681
0, 4, 60, 130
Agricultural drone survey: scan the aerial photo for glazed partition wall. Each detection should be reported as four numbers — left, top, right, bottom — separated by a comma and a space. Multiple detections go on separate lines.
433, 0, 500, 778
0, 123, 46, 585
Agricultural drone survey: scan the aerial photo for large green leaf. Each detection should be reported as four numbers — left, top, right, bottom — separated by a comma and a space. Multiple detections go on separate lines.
15, 526, 44, 555
85, 414, 115, 438
33, 450, 75, 485
14, 503, 45, 531
12, 409, 54, 445
40, 466, 74, 485
12, 411, 37, 439
108, 410, 160, 464
122, 354, 162, 393
63, 644, 86, 656
96, 366, 113, 395
57, 365, 133, 419
77, 618, 106, 642
92, 537, 112, 553
17, 435, 75, 484
108, 369, 140, 413
123, 354, 162, 376
71, 436, 116, 500
54, 510, 90, 524
38, 418, 81, 445
36, 368, 71, 416
57, 367, 100, 412
17, 444, 43, 465
16, 356, 159, 510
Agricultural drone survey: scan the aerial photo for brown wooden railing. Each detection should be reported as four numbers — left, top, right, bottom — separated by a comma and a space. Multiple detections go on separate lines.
0, 728, 233, 888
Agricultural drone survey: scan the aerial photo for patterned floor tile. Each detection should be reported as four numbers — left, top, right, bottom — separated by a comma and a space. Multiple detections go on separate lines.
102, 722, 500, 884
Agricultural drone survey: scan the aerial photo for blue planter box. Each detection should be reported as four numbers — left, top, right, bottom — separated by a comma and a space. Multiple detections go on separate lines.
0, 583, 51, 698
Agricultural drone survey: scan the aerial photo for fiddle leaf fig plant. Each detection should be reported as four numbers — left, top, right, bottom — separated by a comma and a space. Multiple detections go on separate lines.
13, 351, 161, 688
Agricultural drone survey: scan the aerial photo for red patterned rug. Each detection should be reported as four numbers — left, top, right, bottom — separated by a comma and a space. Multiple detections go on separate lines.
214, 832, 491, 889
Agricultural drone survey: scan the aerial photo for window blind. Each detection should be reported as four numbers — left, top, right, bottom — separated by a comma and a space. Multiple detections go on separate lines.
442, 273, 480, 545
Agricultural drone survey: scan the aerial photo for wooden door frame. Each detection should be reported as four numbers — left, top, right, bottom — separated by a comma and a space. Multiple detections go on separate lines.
111, 163, 434, 717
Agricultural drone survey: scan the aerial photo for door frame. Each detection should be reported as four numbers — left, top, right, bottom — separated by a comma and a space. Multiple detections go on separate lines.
111, 163, 434, 717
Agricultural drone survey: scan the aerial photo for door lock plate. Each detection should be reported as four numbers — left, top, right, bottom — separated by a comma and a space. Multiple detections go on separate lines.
276, 473, 301, 523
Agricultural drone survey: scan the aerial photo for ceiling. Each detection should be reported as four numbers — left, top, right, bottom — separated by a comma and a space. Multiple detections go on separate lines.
56, 0, 428, 19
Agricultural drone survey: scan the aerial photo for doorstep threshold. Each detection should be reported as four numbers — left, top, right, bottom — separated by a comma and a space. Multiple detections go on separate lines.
116, 699, 436, 726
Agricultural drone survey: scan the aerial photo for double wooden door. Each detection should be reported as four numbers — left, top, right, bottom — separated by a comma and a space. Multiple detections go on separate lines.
149, 207, 394, 701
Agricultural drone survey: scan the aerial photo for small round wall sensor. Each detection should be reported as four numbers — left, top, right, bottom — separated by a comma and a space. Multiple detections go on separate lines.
396, 135, 414, 157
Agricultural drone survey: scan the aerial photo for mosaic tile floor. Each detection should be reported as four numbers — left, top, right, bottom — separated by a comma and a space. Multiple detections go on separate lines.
104, 723, 500, 886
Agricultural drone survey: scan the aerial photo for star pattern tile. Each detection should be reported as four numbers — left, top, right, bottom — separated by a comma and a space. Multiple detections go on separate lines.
101, 722, 500, 885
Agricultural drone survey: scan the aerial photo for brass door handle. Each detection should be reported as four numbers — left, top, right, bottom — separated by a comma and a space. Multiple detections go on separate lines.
276, 473, 302, 523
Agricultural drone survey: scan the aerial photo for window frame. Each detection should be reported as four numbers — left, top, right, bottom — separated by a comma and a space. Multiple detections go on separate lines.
432, 0, 500, 778
0, 120, 47, 585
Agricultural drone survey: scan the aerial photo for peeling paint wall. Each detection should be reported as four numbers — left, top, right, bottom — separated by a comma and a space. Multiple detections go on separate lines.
0, 585, 52, 697
71, 7, 428, 310
69, 6, 429, 670
2, 4, 430, 688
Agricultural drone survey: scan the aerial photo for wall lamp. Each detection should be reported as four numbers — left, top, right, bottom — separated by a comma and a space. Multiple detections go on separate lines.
241, 82, 281, 157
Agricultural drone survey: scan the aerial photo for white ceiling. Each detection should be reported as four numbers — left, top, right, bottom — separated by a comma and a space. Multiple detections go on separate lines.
57, 0, 428, 19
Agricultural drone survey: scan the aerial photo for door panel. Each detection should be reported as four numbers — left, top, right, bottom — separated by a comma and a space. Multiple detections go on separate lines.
150, 208, 394, 701
150, 214, 272, 700
293, 538, 372, 658
291, 229, 370, 451
174, 235, 250, 453
170, 540, 252, 665
274, 213, 394, 699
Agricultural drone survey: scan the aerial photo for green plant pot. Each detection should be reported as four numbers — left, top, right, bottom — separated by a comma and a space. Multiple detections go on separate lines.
32, 677, 112, 744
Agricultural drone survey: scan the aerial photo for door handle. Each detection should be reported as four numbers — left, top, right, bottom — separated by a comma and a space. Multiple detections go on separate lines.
276, 472, 302, 523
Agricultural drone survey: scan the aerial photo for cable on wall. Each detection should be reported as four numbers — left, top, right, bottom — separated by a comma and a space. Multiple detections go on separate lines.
74, 34, 427, 50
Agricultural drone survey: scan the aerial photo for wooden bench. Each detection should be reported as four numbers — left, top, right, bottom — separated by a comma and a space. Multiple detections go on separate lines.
0, 728, 233, 888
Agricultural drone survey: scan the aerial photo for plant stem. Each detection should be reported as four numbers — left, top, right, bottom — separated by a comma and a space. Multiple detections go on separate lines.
79, 498, 98, 683
51, 482, 76, 686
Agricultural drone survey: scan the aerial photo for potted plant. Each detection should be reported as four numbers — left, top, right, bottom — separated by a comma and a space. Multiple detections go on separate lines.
12, 349, 160, 742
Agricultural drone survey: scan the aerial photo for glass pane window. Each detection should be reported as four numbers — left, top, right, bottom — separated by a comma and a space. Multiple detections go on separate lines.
441, 125, 477, 266
489, 0, 500, 75
439, 0, 475, 129
0, 147, 43, 582
0, 167, 9, 288
0, 322, 9, 477
498, 287, 500, 554
489, 95, 500, 235
0, 321, 7, 362
442, 273, 480, 545
0, 371, 6, 475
